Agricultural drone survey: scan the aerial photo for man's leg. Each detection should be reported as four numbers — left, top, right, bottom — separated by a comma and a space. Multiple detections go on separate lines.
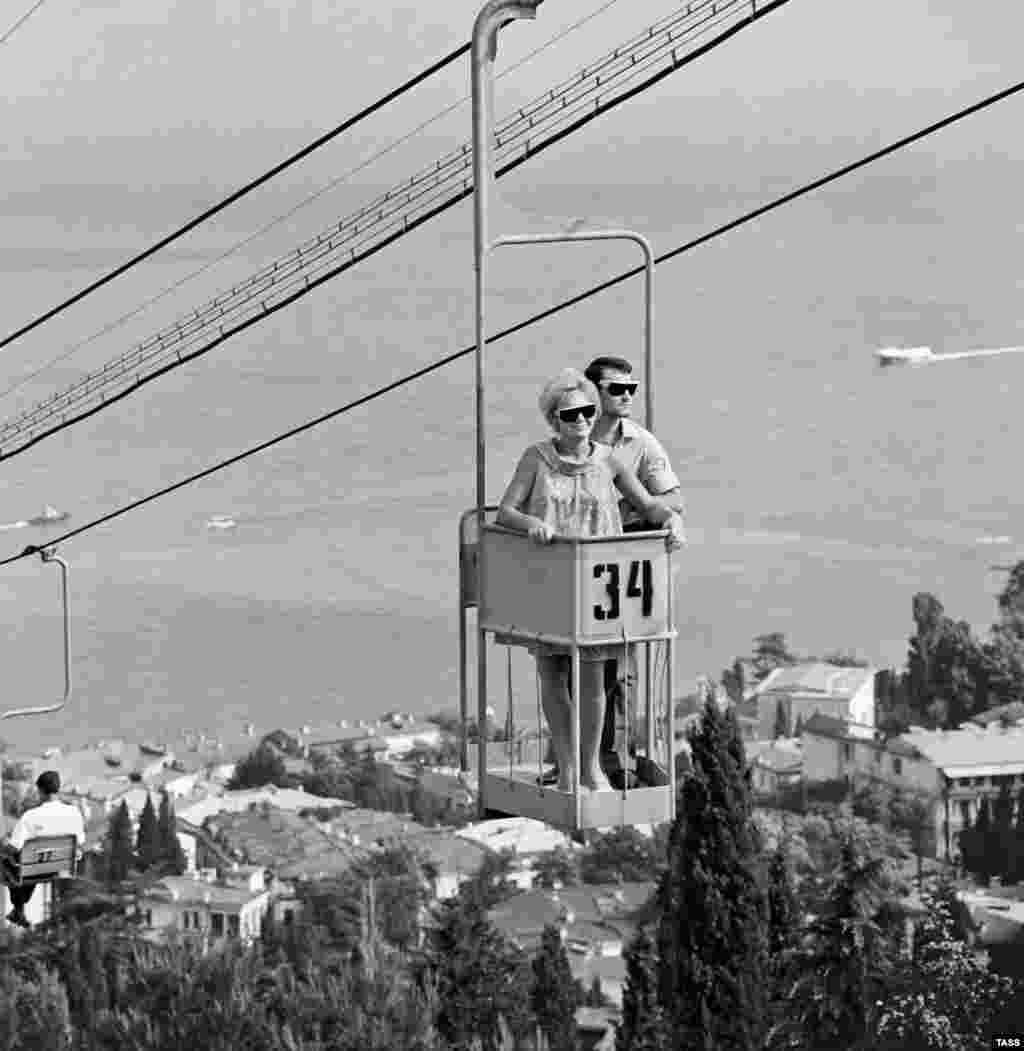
7, 882, 34, 926
600, 659, 620, 758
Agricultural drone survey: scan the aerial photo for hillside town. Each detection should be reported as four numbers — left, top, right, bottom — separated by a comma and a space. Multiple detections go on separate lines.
4, 638, 1024, 1047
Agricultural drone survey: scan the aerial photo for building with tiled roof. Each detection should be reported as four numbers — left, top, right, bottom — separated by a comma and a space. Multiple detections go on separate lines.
199, 806, 363, 881
753, 661, 876, 739
136, 867, 271, 945
802, 713, 1024, 860
747, 739, 804, 794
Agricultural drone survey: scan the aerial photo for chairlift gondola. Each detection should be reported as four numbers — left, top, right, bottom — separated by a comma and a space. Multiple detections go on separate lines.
0, 546, 79, 902
458, 0, 677, 836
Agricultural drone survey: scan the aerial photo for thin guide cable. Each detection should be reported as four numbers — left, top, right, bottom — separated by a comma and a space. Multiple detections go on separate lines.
3, 77, 1022, 568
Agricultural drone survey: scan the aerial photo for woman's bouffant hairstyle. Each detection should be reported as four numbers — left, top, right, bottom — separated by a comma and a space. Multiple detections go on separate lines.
537, 369, 602, 430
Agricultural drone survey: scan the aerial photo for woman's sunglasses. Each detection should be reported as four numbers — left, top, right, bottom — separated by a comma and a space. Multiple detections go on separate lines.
601, 381, 638, 396
558, 404, 597, 423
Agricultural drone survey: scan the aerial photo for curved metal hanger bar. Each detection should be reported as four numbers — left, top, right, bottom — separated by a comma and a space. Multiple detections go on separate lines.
0, 546, 71, 720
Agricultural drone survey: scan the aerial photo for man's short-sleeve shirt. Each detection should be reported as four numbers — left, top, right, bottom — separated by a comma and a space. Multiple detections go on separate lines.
596, 418, 681, 528
8, 799, 85, 851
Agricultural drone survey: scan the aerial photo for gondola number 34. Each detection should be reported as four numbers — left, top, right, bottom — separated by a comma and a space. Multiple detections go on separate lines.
592, 560, 654, 620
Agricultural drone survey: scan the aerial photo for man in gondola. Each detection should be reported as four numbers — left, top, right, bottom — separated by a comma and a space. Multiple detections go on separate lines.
586, 355, 684, 785
2, 770, 84, 928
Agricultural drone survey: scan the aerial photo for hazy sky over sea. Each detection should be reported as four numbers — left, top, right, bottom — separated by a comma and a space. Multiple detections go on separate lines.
3, 0, 1023, 193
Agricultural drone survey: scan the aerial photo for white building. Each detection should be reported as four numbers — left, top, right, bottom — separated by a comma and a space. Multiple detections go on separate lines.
802, 713, 1024, 859
753, 662, 876, 739
137, 866, 271, 945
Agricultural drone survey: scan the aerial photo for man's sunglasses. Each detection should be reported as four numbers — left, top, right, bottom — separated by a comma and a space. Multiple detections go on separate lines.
558, 404, 597, 423
601, 381, 638, 396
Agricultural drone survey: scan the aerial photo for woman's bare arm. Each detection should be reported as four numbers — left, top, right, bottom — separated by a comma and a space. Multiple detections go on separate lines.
497, 448, 553, 542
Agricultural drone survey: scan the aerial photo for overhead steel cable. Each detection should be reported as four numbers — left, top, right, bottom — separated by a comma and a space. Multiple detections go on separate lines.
2, 75, 1022, 568
0, 0, 630, 405
0, 40, 472, 352
0, 0, 785, 461
0, 0, 47, 46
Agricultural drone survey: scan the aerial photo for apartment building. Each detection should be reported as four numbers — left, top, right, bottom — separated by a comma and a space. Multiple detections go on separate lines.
802, 713, 1024, 859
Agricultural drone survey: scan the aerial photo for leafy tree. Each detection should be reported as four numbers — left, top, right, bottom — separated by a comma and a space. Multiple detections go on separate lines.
135, 792, 160, 870
580, 827, 662, 885
410, 779, 441, 827
429, 898, 532, 1051
104, 800, 135, 885
227, 743, 288, 790
752, 632, 796, 682
765, 842, 799, 964
0, 963, 72, 1049
721, 659, 746, 704
656, 698, 772, 1050
531, 924, 580, 1051
615, 925, 667, 1051
458, 848, 518, 910
533, 846, 580, 890
874, 886, 1014, 1050
157, 790, 187, 875
792, 713, 804, 738
780, 827, 899, 1050
905, 593, 986, 728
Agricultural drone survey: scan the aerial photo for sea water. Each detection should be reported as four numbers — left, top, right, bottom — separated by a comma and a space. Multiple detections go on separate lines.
1, 128, 1023, 754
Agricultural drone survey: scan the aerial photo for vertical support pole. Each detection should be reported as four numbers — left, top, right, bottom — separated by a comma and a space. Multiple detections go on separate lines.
645, 641, 655, 759
459, 602, 469, 773
470, 0, 543, 820
666, 548, 676, 821
643, 245, 654, 431
571, 538, 582, 830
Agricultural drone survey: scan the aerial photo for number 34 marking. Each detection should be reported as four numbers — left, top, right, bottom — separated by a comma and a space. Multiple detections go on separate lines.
593, 560, 654, 620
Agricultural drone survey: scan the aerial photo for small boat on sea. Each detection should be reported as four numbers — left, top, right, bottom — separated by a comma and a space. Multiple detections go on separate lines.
206, 514, 237, 530
27, 505, 70, 526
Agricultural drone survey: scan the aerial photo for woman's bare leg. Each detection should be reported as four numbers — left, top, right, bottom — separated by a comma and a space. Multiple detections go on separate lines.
536, 655, 573, 791
580, 661, 612, 791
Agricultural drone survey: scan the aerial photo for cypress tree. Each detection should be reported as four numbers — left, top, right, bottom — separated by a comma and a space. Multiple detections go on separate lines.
992, 784, 1015, 881
531, 924, 579, 1051
157, 790, 187, 875
656, 698, 771, 1050
616, 925, 667, 1051
964, 796, 993, 883
1013, 788, 1024, 883
773, 700, 788, 740
105, 801, 134, 885
135, 792, 159, 870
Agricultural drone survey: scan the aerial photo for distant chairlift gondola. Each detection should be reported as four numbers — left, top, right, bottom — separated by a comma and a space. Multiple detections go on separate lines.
0, 547, 78, 900
457, 0, 677, 835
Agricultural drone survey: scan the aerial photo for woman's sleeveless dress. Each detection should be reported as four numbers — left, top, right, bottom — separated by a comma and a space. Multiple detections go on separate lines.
502, 440, 624, 661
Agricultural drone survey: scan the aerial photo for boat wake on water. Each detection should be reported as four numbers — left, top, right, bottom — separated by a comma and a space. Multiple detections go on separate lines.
0, 505, 70, 530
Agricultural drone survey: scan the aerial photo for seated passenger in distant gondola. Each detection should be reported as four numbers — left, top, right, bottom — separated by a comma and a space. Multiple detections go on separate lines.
1, 771, 84, 928
496, 369, 683, 792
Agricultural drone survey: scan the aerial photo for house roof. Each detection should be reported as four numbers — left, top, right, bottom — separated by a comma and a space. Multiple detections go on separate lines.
201, 806, 364, 879
902, 725, 1024, 776
487, 882, 654, 949
757, 663, 874, 698
404, 828, 489, 878
970, 702, 1024, 727
458, 816, 573, 856
176, 785, 350, 827
801, 713, 921, 758
141, 875, 266, 910
750, 742, 804, 774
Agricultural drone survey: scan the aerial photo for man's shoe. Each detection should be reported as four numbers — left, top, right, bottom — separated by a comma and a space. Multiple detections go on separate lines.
6, 910, 28, 928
